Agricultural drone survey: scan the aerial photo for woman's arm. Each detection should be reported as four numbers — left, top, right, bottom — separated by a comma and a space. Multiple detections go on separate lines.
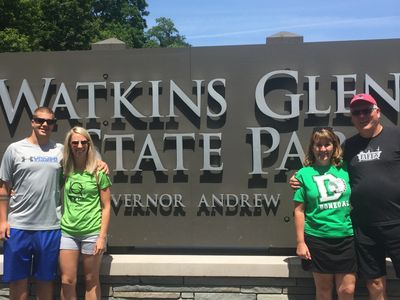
293, 202, 311, 260
94, 186, 111, 255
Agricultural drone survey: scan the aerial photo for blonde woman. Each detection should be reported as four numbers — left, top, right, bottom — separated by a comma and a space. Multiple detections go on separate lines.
60, 126, 111, 300
293, 127, 356, 300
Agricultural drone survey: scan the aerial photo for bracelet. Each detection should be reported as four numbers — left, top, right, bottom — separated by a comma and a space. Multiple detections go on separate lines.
0, 195, 9, 201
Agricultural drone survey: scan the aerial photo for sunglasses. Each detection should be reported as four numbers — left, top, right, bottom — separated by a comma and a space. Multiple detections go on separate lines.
71, 140, 89, 146
351, 107, 376, 116
313, 126, 333, 133
33, 117, 57, 125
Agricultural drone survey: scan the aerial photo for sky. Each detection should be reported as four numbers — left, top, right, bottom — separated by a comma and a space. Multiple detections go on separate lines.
145, 0, 400, 47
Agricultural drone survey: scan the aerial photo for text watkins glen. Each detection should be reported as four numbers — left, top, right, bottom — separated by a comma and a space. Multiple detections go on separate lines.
2, 71, 399, 175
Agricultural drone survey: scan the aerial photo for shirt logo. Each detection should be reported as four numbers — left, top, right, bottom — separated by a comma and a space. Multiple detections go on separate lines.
313, 174, 347, 203
20, 155, 58, 163
68, 182, 84, 202
357, 147, 382, 162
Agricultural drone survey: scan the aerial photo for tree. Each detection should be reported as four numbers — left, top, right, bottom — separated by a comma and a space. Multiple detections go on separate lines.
0, 0, 149, 52
0, 0, 40, 51
0, 0, 98, 51
36, 0, 96, 51
92, 0, 149, 48
0, 28, 31, 52
145, 17, 190, 48
0, 0, 189, 52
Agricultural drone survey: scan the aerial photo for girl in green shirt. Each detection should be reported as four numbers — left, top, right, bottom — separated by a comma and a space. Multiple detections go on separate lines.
59, 126, 111, 300
293, 127, 356, 300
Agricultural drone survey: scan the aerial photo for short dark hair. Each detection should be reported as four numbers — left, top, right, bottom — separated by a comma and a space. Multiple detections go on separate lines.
32, 107, 55, 119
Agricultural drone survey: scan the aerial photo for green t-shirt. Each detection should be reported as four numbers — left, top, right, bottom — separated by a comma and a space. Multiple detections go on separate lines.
61, 170, 112, 236
293, 164, 353, 238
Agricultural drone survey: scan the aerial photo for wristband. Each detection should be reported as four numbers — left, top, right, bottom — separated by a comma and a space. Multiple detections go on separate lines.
0, 195, 9, 201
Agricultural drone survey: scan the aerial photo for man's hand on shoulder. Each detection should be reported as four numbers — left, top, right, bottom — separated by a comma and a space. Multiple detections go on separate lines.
289, 173, 301, 189
97, 160, 110, 175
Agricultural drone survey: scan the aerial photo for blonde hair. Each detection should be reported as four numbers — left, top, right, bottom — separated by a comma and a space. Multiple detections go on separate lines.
63, 126, 97, 175
304, 127, 343, 167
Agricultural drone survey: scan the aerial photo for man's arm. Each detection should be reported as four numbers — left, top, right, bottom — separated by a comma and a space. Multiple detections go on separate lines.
289, 173, 301, 189
0, 179, 11, 240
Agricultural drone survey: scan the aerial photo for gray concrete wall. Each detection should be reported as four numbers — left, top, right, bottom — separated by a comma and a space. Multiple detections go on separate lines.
0, 255, 399, 299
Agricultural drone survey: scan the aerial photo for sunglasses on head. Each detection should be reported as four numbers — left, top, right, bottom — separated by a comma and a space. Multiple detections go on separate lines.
33, 117, 57, 125
71, 140, 89, 146
313, 126, 333, 133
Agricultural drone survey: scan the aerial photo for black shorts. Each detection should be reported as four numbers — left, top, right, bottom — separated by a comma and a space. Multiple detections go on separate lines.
354, 223, 400, 279
302, 234, 357, 274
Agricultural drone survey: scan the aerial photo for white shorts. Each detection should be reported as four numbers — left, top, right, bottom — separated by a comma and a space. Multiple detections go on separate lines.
60, 234, 105, 255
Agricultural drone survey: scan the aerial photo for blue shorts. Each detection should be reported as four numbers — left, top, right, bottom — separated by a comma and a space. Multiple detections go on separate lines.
3, 228, 61, 283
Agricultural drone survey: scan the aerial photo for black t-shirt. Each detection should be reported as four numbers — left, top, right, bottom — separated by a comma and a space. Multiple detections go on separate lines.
343, 126, 400, 226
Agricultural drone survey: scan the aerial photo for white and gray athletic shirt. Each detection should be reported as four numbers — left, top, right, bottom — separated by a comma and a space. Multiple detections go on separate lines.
0, 139, 63, 230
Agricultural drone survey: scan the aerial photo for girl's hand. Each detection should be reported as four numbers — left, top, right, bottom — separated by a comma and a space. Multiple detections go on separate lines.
93, 236, 106, 255
296, 242, 311, 260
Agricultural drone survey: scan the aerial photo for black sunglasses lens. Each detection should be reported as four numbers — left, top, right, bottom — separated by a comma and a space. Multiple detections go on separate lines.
313, 127, 333, 133
46, 119, 56, 125
33, 118, 43, 124
71, 140, 89, 146
351, 108, 373, 116
34, 118, 56, 125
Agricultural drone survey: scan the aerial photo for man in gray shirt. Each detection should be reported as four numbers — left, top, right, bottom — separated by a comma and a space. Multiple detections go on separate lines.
0, 107, 61, 300
0, 107, 108, 300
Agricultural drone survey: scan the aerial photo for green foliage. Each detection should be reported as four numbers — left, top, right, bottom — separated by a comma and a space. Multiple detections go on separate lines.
0, 28, 31, 52
36, 0, 95, 51
92, 0, 149, 48
0, 0, 188, 52
144, 17, 190, 48
0, 0, 41, 51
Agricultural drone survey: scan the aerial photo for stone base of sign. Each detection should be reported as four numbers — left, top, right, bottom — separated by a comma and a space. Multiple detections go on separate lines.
0, 255, 399, 299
